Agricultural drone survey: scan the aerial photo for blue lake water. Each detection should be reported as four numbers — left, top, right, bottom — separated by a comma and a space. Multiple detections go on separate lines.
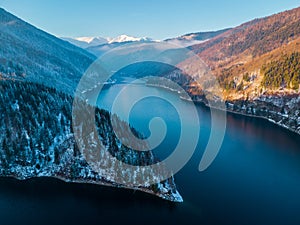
1, 83, 300, 225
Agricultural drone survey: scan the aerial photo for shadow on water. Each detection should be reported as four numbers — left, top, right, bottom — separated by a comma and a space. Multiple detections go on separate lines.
2, 83, 300, 225
0, 177, 179, 225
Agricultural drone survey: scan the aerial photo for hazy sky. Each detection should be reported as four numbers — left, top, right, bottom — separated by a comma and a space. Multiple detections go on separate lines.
1, 0, 299, 39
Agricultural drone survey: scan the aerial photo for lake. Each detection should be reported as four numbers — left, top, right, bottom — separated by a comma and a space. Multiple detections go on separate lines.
1, 83, 300, 225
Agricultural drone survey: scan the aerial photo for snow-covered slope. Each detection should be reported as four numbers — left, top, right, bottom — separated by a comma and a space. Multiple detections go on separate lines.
0, 8, 96, 95
63, 35, 156, 57
63, 35, 154, 49
107, 34, 153, 44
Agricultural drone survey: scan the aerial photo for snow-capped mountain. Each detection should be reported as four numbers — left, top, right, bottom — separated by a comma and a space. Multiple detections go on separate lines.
65, 35, 156, 57
76, 36, 107, 44
62, 36, 108, 48
63, 31, 230, 57
63, 34, 154, 50
107, 34, 153, 44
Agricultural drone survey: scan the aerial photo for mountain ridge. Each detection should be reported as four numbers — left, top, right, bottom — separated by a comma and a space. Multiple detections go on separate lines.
0, 8, 184, 202
180, 6, 300, 135
62, 34, 155, 49
0, 7, 96, 94
189, 6, 300, 99
64, 29, 231, 56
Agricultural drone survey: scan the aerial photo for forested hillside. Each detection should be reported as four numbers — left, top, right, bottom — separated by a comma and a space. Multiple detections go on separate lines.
170, 7, 300, 135
261, 52, 300, 90
0, 80, 182, 202
187, 7, 300, 100
0, 8, 96, 94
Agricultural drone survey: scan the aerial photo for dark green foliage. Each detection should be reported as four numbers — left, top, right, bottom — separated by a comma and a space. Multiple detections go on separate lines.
261, 52, 300, 90
150, 183, 159, 193
243, 73, 251, 82
0, 60, 25, 77
0, 80, 72, 167
218, 70, 236, 91
0, 80, 156, 171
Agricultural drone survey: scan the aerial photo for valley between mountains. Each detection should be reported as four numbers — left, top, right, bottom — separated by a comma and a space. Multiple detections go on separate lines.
0, 6, 300, 202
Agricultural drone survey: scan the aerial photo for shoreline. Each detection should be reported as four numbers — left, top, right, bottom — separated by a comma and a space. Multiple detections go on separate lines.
195, 99, 300, 136
145, 83, 300, 136
1, 174, 183, 203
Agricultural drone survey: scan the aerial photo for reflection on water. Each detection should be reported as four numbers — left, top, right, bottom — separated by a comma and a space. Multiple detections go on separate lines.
226, 112, 300, 155
1, 84, 300, 225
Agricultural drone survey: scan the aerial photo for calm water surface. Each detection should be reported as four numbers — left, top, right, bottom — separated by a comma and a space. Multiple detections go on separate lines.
1, 84, 300, 225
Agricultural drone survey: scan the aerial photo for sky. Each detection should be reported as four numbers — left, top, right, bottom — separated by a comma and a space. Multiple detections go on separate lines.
1, 0, 300, 40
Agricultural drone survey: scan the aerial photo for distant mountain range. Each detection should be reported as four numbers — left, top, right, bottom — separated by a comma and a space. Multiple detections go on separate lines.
62, 36, 108, 49
165, 28, 231, 47
63, 29, 230, 57
0, 5, 300, 202
62, 34, 154, 49
62, 35, 156, 57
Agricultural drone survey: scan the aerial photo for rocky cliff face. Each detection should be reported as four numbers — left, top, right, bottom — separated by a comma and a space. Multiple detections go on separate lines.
0, 80, 183, 202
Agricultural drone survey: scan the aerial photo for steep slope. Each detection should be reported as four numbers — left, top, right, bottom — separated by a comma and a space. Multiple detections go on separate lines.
184, 6, 300, 134
190, 7, 300, 96
0, 8, 96, 94
0, 80, 183, 202
0, 9, 183, 202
